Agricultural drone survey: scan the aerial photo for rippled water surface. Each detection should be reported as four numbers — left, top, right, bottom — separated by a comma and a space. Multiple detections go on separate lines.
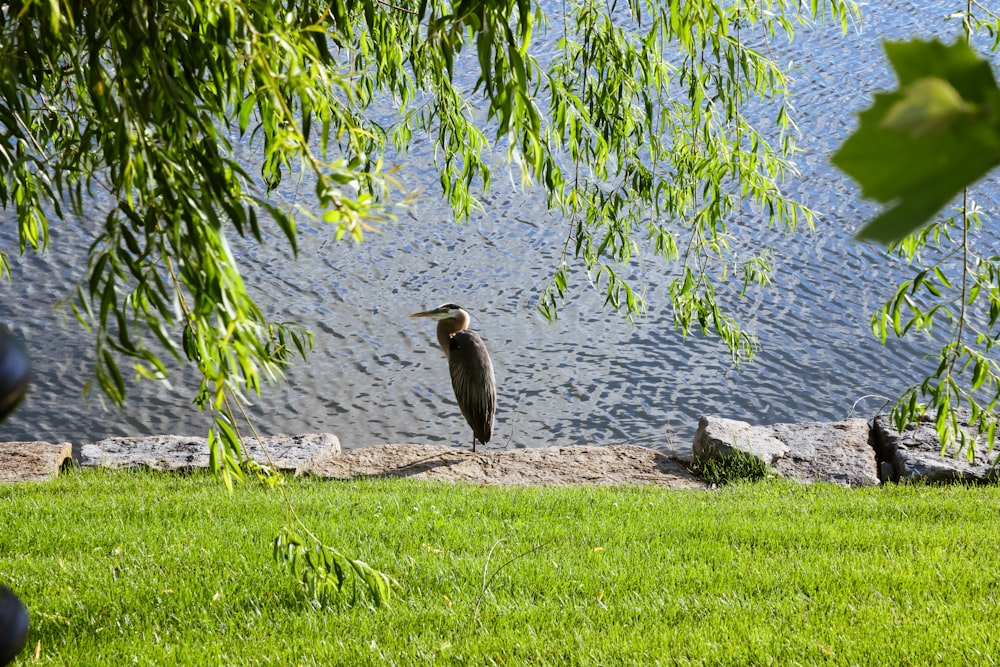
2, 1, 998, 452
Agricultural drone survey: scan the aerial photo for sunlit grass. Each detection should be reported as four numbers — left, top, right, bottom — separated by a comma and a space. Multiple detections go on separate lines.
1, 469, 999, 665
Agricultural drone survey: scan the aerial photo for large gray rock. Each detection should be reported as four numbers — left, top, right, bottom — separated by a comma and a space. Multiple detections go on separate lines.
297, 444, 709, 489
80, 433, 340, 472
0, 441, 72, 482
693, 416, 878, 486
768, 420, 878, 486
692, 416, 789, 465
871, 414, 1000, 483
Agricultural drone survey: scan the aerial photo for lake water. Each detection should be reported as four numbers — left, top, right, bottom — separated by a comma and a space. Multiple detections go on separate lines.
1, 1, 998, 453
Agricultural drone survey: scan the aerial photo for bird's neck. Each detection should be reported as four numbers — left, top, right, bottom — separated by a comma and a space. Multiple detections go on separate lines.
436, 313, 470, 357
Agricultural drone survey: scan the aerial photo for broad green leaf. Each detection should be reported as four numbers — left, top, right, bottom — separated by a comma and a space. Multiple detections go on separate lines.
832, 39, 1000, 244
880, 77, 973, 136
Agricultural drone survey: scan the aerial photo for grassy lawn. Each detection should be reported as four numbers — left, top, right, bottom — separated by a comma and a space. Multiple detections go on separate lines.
1, 468, 998, 665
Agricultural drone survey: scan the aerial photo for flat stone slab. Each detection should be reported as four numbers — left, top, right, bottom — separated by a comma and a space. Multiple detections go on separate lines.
297, 444, 709, 489
872, 414, 1000, 483
0, 441, 72, 482
768, 420, 878, 486
693, 416, 878, 486
80, 433, 340, 472
243, 434, 341, 471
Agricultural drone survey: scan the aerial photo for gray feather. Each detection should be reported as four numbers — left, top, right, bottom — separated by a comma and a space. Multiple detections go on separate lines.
448, 330, 496, 444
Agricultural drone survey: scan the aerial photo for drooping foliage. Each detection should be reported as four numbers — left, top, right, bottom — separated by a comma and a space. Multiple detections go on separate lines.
0, 0, 861, 410
0, 0, 859, 603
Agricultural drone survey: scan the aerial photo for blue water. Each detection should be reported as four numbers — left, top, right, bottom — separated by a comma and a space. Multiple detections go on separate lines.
1, 1, 997, 453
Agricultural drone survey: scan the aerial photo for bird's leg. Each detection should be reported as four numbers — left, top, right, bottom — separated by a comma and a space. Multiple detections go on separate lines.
471, 434, 477, 453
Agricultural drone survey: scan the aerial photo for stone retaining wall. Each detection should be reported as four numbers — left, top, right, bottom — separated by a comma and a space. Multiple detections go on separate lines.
0, 415, 997, 486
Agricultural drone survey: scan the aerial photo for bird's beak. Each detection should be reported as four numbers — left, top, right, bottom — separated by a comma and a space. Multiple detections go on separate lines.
409, 308, 443, 318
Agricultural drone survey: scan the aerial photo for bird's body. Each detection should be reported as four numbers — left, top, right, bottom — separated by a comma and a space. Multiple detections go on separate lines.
410, 304, 496, 451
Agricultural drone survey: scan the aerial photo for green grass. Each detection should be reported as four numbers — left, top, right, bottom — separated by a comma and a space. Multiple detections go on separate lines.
2, 469, 999, 666
688, 450, 770, 485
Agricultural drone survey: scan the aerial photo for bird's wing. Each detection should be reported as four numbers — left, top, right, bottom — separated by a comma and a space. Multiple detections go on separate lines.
448, 330, 496, 444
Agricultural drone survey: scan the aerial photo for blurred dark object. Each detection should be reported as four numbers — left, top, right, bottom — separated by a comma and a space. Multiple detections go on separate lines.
0, 329, 28, 422
0, 328, 29, 665
0, 587, 28, 666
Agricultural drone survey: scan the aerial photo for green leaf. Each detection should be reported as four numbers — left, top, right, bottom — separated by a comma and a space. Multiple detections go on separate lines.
880, 77, 974, 136
832, 39, 1000, 244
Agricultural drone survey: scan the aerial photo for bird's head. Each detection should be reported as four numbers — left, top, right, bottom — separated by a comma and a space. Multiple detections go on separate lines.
409, 303, 467, 322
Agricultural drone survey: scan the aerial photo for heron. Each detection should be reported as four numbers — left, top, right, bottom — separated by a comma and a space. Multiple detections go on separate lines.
410, 304, 496, 452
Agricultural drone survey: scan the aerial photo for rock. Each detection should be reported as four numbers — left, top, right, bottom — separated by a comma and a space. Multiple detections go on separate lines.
693, 416, 878, 486
768, 420, 878, 486
80, 433, 341, 472
0, 441, 72, 482
297, 443, 709, 489
243, 433, 341, 472
80, 435, 209, 471
692, 416, 789, 465
871, 414, 1000, 483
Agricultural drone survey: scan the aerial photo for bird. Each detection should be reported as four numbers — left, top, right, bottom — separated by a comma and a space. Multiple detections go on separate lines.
410, 304, 496, 452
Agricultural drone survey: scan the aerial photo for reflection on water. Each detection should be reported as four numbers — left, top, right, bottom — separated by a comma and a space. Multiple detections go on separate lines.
0, 1, 996, 451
